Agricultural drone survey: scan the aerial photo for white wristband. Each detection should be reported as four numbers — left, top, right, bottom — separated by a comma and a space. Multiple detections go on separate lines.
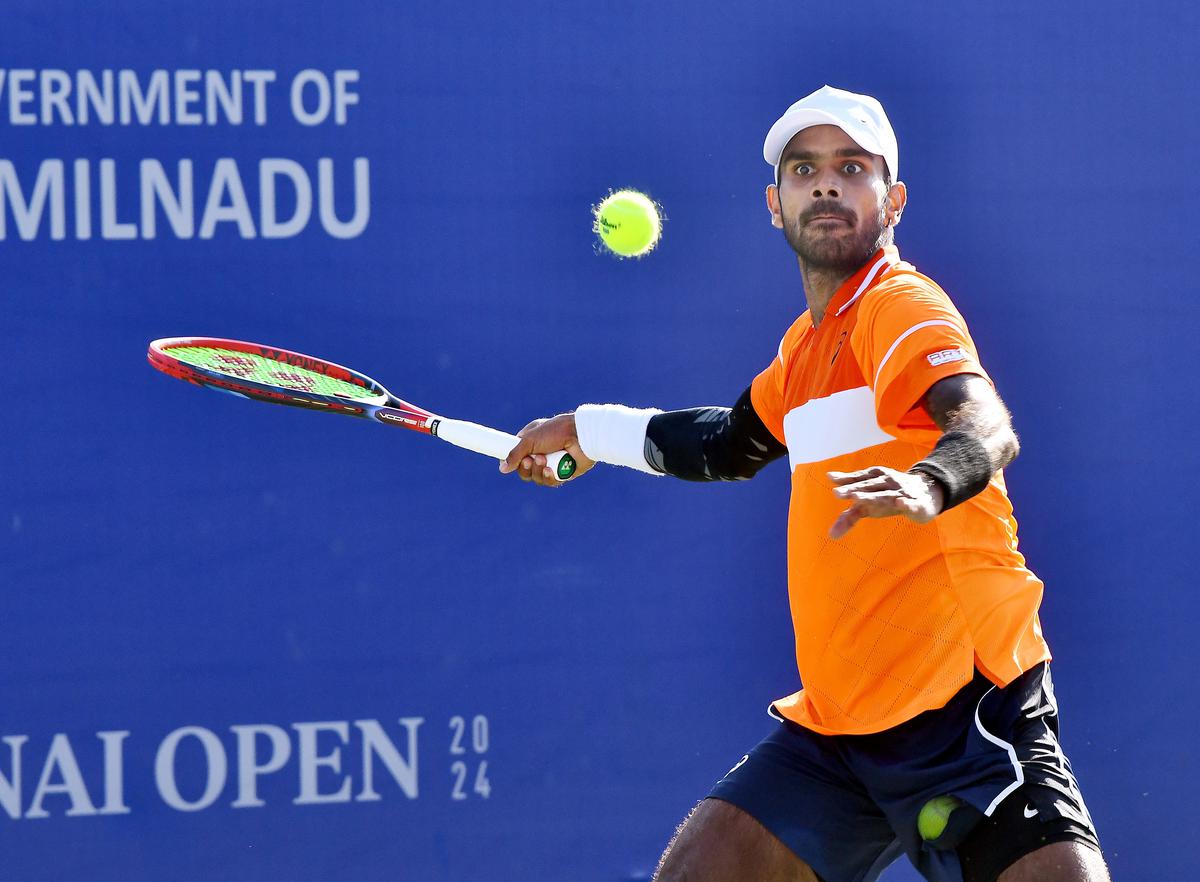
574, 404, 663, 475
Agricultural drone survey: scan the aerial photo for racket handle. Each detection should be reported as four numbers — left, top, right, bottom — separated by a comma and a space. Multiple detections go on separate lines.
432, 417, 578, 482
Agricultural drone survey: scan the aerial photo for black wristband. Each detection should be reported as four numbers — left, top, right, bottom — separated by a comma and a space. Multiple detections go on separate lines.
909, 431, 994, 511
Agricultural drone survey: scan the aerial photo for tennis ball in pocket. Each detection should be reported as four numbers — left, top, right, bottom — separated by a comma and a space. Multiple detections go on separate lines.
917, 794, 963, 841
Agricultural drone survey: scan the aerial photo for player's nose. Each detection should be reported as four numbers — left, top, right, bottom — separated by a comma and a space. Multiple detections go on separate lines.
810, 180, 841, 199
809, 167, 841, 199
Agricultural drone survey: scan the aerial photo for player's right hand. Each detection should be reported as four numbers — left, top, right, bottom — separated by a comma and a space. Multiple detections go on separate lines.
499, 412, 596, 487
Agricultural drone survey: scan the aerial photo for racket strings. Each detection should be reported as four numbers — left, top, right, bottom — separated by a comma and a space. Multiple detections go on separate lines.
167, 346, 380, 401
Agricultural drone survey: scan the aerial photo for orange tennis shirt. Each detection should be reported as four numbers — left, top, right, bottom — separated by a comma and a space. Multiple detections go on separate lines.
750, 245, 1050, 736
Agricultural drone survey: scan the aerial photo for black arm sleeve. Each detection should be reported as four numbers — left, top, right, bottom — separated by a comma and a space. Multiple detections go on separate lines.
643, 386, 787, 481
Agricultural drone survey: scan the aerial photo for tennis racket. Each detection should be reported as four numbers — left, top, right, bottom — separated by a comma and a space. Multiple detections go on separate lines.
147, 337, 577, 481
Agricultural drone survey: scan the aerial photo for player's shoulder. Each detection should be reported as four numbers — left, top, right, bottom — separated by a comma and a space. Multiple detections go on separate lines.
858, 261, 962, 323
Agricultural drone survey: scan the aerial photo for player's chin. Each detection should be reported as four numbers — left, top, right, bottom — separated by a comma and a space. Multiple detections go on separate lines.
794, 233, 863, 264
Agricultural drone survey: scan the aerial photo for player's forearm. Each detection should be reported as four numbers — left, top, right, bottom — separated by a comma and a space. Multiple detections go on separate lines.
928, 377, 1019, 469
645, 406, 745, 481
939, 399, 1019, 469
970, 416, 1019, 472
910, 375, 1019, 510
645, 392, 786, 481
574, 388, 786, 481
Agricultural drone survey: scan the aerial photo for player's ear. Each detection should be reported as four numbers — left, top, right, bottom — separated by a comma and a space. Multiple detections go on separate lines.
766, 184, 784, 229
885, 180, 907, 227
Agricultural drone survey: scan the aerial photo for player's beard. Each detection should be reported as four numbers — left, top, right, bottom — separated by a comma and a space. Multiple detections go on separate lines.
782, 199, 889, 272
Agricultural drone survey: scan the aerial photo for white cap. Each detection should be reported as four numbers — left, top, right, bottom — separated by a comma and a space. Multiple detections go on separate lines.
763, 85, 898, 182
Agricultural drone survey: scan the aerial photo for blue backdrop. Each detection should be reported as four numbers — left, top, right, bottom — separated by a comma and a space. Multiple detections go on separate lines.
2, 2, 1195, 879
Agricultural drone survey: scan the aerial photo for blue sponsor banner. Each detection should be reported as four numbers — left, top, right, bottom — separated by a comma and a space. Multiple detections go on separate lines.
2, 2, 1196, 879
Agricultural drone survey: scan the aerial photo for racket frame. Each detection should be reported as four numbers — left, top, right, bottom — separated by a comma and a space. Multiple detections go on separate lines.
148, 336, 436, 429
148, 337, 577, 480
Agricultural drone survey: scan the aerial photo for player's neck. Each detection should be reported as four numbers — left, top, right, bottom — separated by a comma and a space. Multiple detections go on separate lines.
797, 259, 855, 328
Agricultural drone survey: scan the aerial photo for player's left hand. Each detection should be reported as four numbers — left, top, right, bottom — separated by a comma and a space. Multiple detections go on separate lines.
827, 467, 945, 539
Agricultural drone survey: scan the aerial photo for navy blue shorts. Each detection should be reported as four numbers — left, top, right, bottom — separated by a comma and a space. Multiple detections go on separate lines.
708, 663, 1101, 882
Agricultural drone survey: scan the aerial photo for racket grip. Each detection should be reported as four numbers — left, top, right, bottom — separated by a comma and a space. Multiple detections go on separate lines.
433, 418, 578, 482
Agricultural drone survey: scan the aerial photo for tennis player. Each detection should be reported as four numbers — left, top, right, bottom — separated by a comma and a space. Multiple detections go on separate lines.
501, 86, 1109, 882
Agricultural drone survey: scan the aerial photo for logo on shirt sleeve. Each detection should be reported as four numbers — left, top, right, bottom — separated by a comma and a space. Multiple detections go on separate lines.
926, 347, 968, 367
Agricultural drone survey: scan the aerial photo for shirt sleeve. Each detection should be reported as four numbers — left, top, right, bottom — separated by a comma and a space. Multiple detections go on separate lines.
850, 277, 991, 435
750, 320, 803, 446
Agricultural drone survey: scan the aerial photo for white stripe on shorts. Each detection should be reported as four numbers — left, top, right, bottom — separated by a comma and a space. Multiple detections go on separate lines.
973, 685, 1025, 816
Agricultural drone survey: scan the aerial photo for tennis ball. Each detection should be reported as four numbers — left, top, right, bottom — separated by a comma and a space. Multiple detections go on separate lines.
917, 795, 963, 842
594, 189, 662, 258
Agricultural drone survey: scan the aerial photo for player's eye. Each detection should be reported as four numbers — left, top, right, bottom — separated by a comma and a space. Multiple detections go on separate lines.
792, 163, 813, 176
843, 162, 864, 174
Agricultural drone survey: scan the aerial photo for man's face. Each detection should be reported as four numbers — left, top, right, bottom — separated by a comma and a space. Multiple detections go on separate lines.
769, 125, 900, 271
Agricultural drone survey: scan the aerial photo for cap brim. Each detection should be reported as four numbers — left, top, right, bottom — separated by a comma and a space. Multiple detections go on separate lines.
763, 108, 888, 168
